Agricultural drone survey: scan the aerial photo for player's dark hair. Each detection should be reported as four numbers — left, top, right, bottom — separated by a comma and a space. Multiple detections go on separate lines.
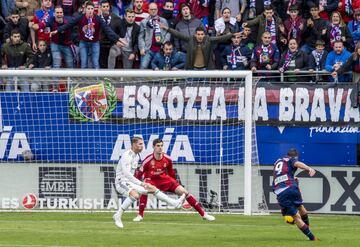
264, 5, 273, 11
85, 0, 95, 7
163, 41, 173, 47
287, 148, 298, 157
163, 0, 174, 6
11, 29, 21, 36
100, 0, 111, 5
131, 136, 143, 145
222, 7, 231, 14
125, 8, 134, 15
153, 138, 163, 147
11, 8, 20, 15
195, 26, 205, 33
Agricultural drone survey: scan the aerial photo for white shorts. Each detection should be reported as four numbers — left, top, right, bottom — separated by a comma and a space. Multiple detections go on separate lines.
115, 178, 148, 197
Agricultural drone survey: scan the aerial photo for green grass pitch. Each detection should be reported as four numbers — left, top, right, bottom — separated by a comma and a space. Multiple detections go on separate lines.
0, 212, 359, 247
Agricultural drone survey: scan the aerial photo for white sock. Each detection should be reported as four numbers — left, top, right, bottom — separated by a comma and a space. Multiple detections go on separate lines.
118, 197, 135, 214
154, 190, 177, 206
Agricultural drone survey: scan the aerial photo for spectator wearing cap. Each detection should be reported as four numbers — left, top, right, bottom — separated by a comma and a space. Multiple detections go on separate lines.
301, 3, 328, 54
283, 5, 305, 46
309, 39, 328, 81
309, 39, 328, 71
174, 3, 203, 53
347, 8, 360, 48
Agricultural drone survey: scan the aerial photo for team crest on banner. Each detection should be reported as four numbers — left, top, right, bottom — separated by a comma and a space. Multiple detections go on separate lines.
69, 80, 117, 122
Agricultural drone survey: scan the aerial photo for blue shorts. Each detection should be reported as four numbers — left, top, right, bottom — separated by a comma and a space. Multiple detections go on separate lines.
277, 187, 303, 216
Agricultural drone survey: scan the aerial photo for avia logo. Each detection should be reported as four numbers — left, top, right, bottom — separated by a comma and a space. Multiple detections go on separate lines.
110, 128, 195, 162
69, 79, 117, 122
22, 193, 38, 209
0, 101, 32, 160
0, 126, 32, 160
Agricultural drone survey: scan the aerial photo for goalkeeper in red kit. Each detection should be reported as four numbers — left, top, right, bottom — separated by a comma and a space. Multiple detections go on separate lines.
133, 138, 215, 222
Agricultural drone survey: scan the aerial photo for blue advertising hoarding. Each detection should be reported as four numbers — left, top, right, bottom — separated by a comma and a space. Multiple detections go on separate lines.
0, 82, 359, 166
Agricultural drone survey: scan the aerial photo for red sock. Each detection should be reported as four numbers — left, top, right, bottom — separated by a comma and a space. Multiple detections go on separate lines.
186, 194, 205, 217
138, 194, 148, 217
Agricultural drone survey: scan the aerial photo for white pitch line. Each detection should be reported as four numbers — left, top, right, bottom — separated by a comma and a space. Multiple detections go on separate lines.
0, 244, 79, 247
0, 220, 357, 230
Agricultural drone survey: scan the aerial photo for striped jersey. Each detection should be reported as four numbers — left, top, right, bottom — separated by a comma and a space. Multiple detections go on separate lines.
272, 156, 298, 195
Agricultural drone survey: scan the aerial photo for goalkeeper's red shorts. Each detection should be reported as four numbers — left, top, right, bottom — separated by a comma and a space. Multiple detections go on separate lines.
144, 176, 180, 193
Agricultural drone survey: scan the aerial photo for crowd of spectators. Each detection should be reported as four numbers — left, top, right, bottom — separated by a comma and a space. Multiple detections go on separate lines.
1, 0, 360, 91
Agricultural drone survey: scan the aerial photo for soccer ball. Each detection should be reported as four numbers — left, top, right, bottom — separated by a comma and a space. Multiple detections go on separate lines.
284, 216, 295, 224
22, 150, 34, 161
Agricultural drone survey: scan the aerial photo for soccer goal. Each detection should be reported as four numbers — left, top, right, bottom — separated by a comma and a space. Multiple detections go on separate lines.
0, 70, 267, 215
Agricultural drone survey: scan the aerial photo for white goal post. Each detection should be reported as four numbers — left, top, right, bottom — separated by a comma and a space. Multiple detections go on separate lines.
0, 69, 261, 215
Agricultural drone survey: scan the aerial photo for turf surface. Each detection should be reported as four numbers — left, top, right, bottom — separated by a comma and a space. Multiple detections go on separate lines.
0, 212, 359, 247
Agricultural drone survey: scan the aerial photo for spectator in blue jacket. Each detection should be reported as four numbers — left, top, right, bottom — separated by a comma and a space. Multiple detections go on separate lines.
325, 41, 352, 82
347, 8, 360, 49
221, 32, 252, 70
151, 41, 186, 70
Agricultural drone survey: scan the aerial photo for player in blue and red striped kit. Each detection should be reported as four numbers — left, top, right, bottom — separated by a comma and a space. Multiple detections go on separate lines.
272, 148, 318, 241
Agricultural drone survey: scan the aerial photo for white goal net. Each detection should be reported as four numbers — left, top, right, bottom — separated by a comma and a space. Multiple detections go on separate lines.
0, 70, 267, 215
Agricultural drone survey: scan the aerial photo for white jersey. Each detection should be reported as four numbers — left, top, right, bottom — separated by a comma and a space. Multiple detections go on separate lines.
115, 149, 142, 186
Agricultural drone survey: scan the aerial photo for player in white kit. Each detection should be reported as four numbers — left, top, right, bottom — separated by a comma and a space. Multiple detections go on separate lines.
113, 136, 186, 228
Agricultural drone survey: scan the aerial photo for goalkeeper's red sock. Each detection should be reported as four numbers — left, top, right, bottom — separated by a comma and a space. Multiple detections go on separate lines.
186, 194, 205, 217
138, 194, 148, 217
